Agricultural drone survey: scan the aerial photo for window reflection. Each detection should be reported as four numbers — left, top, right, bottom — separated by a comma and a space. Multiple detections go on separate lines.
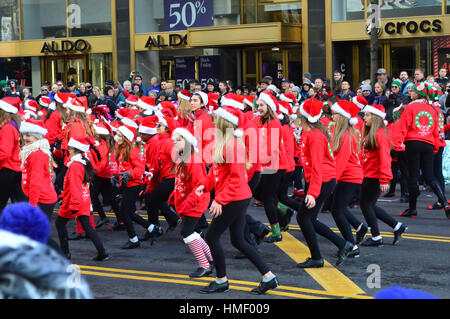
0, 0, 20, 41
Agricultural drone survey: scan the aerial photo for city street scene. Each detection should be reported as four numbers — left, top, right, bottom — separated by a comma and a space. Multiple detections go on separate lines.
0, 0, 450, 304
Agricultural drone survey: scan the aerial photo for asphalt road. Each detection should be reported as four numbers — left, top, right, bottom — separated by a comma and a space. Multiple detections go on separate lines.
49, 186, 450, 300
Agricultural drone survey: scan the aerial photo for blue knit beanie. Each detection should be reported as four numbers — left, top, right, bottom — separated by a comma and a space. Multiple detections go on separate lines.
375, 286, 439, 299
0, 203, 50, 244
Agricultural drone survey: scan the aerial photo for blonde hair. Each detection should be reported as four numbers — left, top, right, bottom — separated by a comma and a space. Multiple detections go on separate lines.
332, 114, 358, 154
361, 113, 391, 150
177, 98, 191, 120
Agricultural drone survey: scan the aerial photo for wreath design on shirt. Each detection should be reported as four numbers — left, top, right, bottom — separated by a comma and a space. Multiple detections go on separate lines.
415, 111, 433, 132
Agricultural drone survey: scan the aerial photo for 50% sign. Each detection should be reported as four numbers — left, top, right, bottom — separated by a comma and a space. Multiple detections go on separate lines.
166, 0, 212, 31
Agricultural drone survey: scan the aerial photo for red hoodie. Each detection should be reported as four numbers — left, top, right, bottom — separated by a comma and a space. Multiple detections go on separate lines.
300, 128, 336, 199
0, 122, 21, 172
430, 102, 447, 149
59, 160, 91, 218
333, 130, 363, 184
44, 111, 63, 146
114, 145, 145, 188
94, 139, 113, 179
281, 123, 296, 173
359, 128, 392, 185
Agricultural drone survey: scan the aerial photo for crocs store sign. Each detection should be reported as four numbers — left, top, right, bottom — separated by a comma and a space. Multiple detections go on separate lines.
384, 19, 442, 35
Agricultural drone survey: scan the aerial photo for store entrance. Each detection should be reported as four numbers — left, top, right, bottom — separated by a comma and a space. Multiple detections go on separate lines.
42, 55, 87, 86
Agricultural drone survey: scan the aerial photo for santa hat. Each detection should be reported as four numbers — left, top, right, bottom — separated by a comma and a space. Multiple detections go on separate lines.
213, 106, 245, 137
156, 112, 177, 133
353, 96, 368, 110
243, 96, 256, 109
137, 96, 156, 111
280, 92, 297, 106
118, 125, 137, 143
178, 90, 192, 101
159, 101, 178, 120
331, 100, 360, 125
23, 109, 38, 120
363, 104, 386, 119
24, 100, 39, 113
120, 115, 139, 130
258, 91, 280, 118
278, 100, 297, 121
94, 121, 112, 136
48, 101, 56, 111
207, 92, 220, 113
1, 97, 21, 114
193, 92, 209, 107
221, 93, 245, 111
126, 95, 139, 106
19, 118, 48, 136
66, 97, 87, 113
92, 105, 111, 119
39, 96, 51, 108
0, 99, 18, 114
300, 97, 323, 123
172, 127, 199, 153
68, 136, 94, 153
138, 115, 158, 136
55, 92, 76, 106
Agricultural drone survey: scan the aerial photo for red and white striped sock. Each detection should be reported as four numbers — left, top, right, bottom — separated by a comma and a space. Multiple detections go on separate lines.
187, 238, 210, 269
198, 236, 213, 263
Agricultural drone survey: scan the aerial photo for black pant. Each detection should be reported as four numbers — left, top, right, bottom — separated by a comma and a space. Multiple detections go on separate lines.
434, 147, 445, 199
55, 214, 105, 255
120, 186, 150, 239
331, 182, 362, 244
296, 179, 345, 260
145, 178, 179, 227
38, 202, 56, 223
389, 150, 408, 196
91, 176, 121, 220
277, 171, 300, 211
54, 164, 67, 196
0, 168, 27, 214
360, 178, 398, 237
293, 166, 304, 190
255, 170, 283, 225
243, 172, 264, 247
205, 198, 270, 278
180, 216, 201, 238
405, 141, 447, 210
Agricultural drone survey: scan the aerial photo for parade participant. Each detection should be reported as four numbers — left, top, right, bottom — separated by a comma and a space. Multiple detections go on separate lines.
55, 136, 110, 261
176, 89, 192, 128
0, 99, 26, 212
253, 91, 287, 243
19, 119, 57, 221
395, 83, 450, 219
169, 127, 213, 278
196, 106, 279, 295
329, 100, 368, 257
359, 104, 407, 246
38, 96, 51, 120
295, 97, 353, 268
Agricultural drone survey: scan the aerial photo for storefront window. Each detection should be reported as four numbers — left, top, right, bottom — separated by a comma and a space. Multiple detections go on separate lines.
0, 0, 20, 41
332, 0, 365, 21
0, 57, 32, 87
379, 0, 442, 18
22, 0, 66, 39
256, 0, 302, 24
89, 53, 112, 92
135, 0, 164, 33
68, 0, 111, 37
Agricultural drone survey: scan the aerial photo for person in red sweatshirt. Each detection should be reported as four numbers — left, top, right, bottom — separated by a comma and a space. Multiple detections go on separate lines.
0, 99, 26, 212
295, 97, 353, 268
18, 119, 57, 220
195, 105, 279, 295
55, 136, 109, 261
329, 100, 369, 258
359, 104, 407, 247
253, 91, 287, 243
168, 127, 213, 278
395, 83, 450, 219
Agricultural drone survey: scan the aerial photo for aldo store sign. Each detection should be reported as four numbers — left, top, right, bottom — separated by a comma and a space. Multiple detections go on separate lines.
41, 39, 89, 54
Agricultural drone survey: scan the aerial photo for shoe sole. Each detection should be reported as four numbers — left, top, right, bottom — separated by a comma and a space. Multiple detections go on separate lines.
199, 288, 229, 294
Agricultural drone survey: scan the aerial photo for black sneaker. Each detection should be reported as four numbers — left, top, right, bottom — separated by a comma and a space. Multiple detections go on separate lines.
393, 224, 408, 245
361, 237, 384, 247
254, 226, 271, 245
428, 202, 444, 210
297, 258, 324, 268
68, 232, 86, 240
189, 266, 213, 278
199, 281, 229, 294
251, 276, 279, 295
121, 240, 140, 249
263, 234, 282, 243
336, 241, 354, 266
280, 209, 294, 232
93, 251, 110, 261
355, 224, 369, 245
399, 208, 417, 218
348, 247, 360, 258
166, 218, 182, 233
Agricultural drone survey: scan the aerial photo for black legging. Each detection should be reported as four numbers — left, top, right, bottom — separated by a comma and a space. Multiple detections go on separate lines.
293, 166, 304, 190
390, 151, 409, 196
91, 176, 121, 220
205, 198, 270, 278
434, 147, 445, 199
360, 178, 398, 237
277, 170, 300, 211
37, 201, 61, 253
120, 185, 151, 239
255, 170, 283, 225
146, 178, 179, 227
180, 216, 201, 238
55, 214, 106, 255
243, 172, 263, 246
296, 179, 346, 260
331, 182, 363, 244
404, 141, 448, 210
0, 168, 27, 214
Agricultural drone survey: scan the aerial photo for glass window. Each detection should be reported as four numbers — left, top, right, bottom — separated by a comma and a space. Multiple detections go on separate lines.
257, 0, 301, 24
212, 0, 241, 26
332, 0, 365, 21
0, 0, 20, 41
379, 0, 442, 18
68, 0, 111, 37
89, 53, 112, 92
22, 0, 66, 39
0, 57, 32, 87
135, 0, 164, 33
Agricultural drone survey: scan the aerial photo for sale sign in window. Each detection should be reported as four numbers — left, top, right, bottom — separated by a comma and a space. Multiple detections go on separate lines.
164, 0, 213, 32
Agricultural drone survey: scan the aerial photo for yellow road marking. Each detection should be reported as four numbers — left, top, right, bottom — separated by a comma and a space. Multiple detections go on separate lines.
274, 232, 367, 296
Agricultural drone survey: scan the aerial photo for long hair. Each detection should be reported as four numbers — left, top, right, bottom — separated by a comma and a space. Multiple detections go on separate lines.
177, 98, 191, 120
115, 134, 132, 163
259, 102, 276, 125
0, 109, 21, 131
300, 116, 330, 143
72, 149, 95, 184
213, 116, 251, 170
332, 114, 359, 153
65, 110, 98, 140
361, 113, 391, 150
99, 133, 115, 154
170, 136, 195, 182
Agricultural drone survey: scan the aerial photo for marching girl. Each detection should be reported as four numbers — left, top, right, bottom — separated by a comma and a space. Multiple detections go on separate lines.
295, 97, 353, 268
55, 136, 109, 261
252, 91, 288, 243
196, 106, 279, 295
176, 90, 193, 128
395, 83, 450, 219
19, 119, 57, 220
169, 127, 213, 278
359, 104, 407, 247
0, 99, 26, 212
329, 100, 369, 256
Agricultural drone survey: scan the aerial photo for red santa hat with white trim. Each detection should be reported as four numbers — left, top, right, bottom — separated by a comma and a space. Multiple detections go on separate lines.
0, 99, 18, 114
126, 94, 139, 106
258, 91, 282, 119
55, 92, 76, 107
23, 109, 38, 120
278, 100, 297, 121
331, 100, 361, 126
207, 92, 220, 113
118, 124, 137, 143
138, 115, 158, 136
243, 95, 255, 109
25, 100, 39, 113
137, 96, 156, 111
156, 111, 177, 134
220, 93, 245, 111
363, 104, 386, 119
39, 96, 51, 108
213, 105, 245, 137
178, 90, 192, 101
19, 118, 48, 136
94, 121, 113, 136
172, 127, 199, 153
159, 101, 178, 120
68, 136, 94, 153
300, 97, 323, 123
352, 96, 368, 110
66, 97, 88, 113
279, 92, 297, 106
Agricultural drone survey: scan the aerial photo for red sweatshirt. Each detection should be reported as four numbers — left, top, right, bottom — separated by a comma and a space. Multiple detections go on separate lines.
320, 117, 336, 139
144, 134, 161, 193
44, 111, 63, 146
189, 109, 215, 166
397, 100, 440, 152
21, 149, 57, 206
200, 138, 252, 206
359, 128, 392, 185
114, 145, 145, 187
282, 123, 296, 173
94, 139, 113, 179
387, 121, 406, 152
169, 154, 210, 218
430, 103, 447, 149
243, 114, 261, 181
0, 122, 21, 172
62, 119, 93, 166
300, 128, 336, 199
333, 130, 363, 184
59, 160, 91, 218
150, 132, 176, 182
